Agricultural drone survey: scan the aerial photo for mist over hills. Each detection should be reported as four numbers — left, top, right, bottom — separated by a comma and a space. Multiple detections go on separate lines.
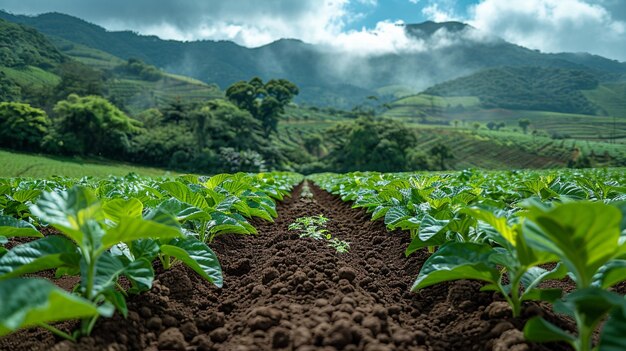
1, 10, 625, 108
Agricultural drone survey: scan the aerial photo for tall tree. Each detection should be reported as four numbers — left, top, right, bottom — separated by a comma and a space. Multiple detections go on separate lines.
226, 77, 299, 137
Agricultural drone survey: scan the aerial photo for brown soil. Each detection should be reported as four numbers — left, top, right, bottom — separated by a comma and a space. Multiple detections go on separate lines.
0, 183, 594, 351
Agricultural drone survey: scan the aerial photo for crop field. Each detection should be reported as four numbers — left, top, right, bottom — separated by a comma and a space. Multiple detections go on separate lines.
0, 150, 176, 178
0, 168, 625, 351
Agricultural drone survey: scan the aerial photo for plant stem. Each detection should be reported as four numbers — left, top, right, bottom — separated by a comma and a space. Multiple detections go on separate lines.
162, 254, 171, 270
575, 313, 593, 351
37, 323, 76, 342
510, 275, 522, 318
81, 250, 97, 336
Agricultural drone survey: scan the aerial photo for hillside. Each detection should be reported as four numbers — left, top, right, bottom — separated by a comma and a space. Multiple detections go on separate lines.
2, 11, 625, 109
0, 18, 65, 69
423, 67, 601, 114
0, 18, 222, 113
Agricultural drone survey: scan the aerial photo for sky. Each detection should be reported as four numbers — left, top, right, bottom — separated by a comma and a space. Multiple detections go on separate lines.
0, 0, 625, 61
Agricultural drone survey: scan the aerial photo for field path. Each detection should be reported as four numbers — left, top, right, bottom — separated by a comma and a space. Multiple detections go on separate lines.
0, 183, 574, 351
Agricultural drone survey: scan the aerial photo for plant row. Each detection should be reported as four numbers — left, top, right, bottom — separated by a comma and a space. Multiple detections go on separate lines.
0, 172, 301, 340
311, 168, 626, 351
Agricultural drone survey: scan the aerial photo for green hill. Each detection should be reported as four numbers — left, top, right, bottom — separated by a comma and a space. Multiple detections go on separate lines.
0, 18, 222, 114
0, 18, 65, 69
583, 82, 626, 118
423, 66, 601, 114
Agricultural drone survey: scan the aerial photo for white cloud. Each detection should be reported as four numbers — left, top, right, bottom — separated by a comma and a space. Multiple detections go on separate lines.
422, 3, 457, 22
467, 0, 626, 60
2, 0, 625, 60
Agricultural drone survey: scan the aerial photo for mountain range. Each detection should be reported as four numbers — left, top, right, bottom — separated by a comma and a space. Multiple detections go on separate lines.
1, 10, 625, 108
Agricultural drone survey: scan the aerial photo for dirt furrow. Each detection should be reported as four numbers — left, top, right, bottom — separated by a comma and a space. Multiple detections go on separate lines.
0, 183, 574, 351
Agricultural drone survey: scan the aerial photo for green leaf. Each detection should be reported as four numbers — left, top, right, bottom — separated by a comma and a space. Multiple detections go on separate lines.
161, 237, 223, 288
129, 239, 160, 261
102, 211, 182, 247
521, 288, 563, 303
160, 182, 208, 209
204, 174, 232, 189
102, 289, 128, 318
384, 206, 411, 227
593, 260, 626, 289
123, 258, 154, 293
599, 305, 626, 351
411, 242, 500, 291
523, 317, 576, 345
521, 263, 568, 296
30, 187, 102, 244
553, 288, 624, 335
207, 212, 256, 236
85, 253, 153, 296
0, 215, 42, 238
103, 198, 143, 223
10, 190, 42, 203
0, 236, 80, 279
463, 208, 516, 245
0, 278, 99, 336
157, 198, 208, 222
524, 202, 622, 288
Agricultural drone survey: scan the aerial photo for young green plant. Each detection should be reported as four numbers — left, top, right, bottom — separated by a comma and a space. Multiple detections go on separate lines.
522, 202, 626, 351
288, 215, 350, 253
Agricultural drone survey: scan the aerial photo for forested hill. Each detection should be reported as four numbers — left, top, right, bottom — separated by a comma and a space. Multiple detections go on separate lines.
0, 18, 65, 69
423, 67, 603, 114
1, 11, 625, 108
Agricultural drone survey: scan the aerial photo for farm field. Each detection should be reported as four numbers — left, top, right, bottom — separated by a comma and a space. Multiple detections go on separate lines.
1, 169, 625, 350
0, 150, 176, 178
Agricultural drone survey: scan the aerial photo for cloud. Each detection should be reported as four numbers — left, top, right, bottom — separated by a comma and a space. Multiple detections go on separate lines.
467, 0, 626, 60
420, 0, 460, 22
0, 0, 355, 46
2, 0, 625, 60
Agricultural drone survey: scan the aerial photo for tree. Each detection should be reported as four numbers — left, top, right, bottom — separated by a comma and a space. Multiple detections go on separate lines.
190, 99, 263, 152
54, 61, 105, 100
51, 94, 141, 157
324, 117, 418, 172
472, 122, 481, 131
487, 121, 497, 130
226, 77, 299, 137
0, 102, 50, 150
518, 119, 531, 134
161, 98, 188, 125
430, 143, 454, 170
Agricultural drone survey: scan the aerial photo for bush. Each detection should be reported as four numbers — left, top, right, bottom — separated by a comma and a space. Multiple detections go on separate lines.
0, 102, 50, 151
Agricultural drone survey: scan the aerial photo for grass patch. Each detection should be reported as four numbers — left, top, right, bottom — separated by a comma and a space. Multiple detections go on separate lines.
0, 149, 175, 178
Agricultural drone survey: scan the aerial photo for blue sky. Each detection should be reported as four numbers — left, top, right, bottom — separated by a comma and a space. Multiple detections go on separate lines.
345, 0, 477, 30
0, 0, 625, 60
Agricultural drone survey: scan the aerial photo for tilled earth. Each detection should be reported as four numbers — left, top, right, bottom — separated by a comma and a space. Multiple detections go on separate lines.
1, 183, 609, 351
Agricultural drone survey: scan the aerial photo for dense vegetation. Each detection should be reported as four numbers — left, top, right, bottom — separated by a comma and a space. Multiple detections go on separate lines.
0, 172, 301, 339
424, 67, 600, 114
